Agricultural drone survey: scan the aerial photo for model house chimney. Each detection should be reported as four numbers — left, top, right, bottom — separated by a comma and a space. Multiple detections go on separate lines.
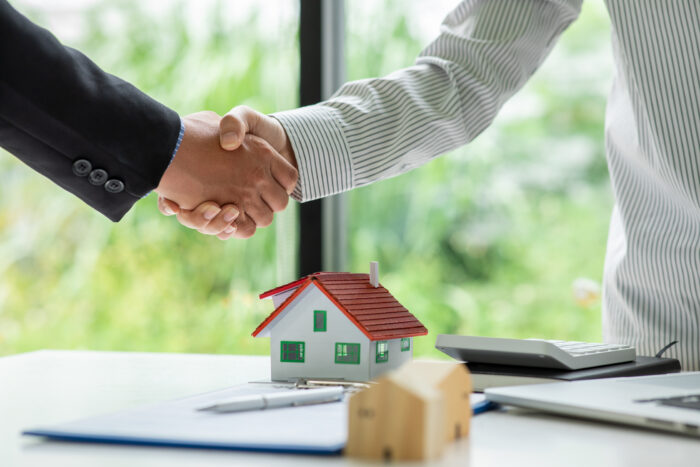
369, 261, 379, 288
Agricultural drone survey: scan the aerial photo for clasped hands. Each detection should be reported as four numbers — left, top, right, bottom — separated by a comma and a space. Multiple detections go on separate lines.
155, 107, 295, 240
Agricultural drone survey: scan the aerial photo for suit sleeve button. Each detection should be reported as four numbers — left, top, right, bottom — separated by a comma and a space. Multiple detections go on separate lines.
72, 159, 92, 177
104, 179, 125, 194
88, 169, 109, 186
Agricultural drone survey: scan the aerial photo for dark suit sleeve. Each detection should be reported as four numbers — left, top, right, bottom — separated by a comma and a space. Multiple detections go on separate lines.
0, 0, 182, 221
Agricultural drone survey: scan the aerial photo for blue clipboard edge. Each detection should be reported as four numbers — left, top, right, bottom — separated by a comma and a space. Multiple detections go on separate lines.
24, 397, 492, 454
472, 399, 499, 415
22, 429, 344, 455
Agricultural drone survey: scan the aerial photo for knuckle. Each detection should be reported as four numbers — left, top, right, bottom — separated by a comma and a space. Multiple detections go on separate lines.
238, 192, 256, 209
267, 194, 288, 212
276, 195, 289, 211
259, 212, 274, 228
287, 168, 299, 187
237, 225, 256, 239
246, 136, 266, 152
250, 166, 268, 186
221, 113, 238, 127
253, 134, 274, 152
189, 215, 209, 228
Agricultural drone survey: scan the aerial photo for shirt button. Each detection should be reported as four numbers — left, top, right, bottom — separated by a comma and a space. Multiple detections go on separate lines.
88, 169, 109, 186
72, 159, 92, 177
104, 179, 125, 194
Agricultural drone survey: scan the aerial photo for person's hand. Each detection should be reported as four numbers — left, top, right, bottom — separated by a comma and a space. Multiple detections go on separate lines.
155, 111, 298, 238
158, 197, 255, 240
158, 197, 240, 237
157, 106, 299, 239
219, 106, 297, 170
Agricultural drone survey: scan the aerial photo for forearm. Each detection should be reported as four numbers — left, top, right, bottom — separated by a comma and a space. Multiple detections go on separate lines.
0, 0, 181, 221
274, 0, 582, 202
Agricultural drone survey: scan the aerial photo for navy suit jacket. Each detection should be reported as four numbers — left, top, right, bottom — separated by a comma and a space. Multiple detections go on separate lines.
0, 0, 181, 221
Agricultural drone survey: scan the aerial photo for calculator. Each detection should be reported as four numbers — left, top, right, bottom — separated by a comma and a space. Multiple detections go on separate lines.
435, 334, 636, 370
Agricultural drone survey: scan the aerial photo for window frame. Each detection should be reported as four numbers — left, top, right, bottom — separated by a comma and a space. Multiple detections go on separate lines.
313, 310, 327, 332
335, 342, 361, 364
296, 0, 347, 277
401, 337, 411, 352
376, 341, 389, 363
280, 341, 305, 363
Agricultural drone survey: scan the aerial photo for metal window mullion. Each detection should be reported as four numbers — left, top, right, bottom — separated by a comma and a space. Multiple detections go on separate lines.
297, 0, 347, 277
320, 0, 347, 273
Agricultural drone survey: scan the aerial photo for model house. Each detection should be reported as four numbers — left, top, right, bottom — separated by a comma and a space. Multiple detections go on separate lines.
253, 263, 428, 382
346, 360, 472, 461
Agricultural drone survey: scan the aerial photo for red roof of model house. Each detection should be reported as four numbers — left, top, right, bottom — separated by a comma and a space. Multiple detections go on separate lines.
253, 272, 428, 341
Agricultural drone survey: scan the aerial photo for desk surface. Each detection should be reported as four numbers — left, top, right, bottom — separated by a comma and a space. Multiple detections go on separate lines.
1, 350, 698, 467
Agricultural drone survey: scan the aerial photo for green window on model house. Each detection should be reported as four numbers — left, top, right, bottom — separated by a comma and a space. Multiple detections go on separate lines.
335, 343, 360, 364
376, 341, 389, 363
280, 341, 305, 362
401, 337, 411, 351
313, 310, 327, 332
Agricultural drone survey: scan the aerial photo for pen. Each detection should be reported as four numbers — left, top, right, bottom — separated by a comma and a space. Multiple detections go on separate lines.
198, 386, 344, 413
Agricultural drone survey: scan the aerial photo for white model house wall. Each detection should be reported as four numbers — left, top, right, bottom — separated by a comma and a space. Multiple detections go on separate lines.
369, 337, 413, 380
269, 284, 371, 381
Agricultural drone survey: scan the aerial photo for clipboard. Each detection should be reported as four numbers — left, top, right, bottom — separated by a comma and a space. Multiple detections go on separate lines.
24, 383, 347, 454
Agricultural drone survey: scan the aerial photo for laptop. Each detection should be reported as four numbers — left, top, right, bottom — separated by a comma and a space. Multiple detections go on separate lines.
485, 372, 700, 436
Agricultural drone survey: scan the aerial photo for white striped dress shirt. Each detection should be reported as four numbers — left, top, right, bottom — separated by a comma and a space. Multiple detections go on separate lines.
273, 0, 700, 370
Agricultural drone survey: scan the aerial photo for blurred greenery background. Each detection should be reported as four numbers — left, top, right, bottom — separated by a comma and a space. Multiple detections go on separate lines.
0, 0, 613, 358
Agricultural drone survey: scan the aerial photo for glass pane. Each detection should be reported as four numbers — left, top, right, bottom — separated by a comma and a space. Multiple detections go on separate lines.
346, 1, 612, 358
335, 343, 359, 363
1, 0, 299, 356
314, 310, 326, 331
282, 342, 304, 362
376, 341, 388, 363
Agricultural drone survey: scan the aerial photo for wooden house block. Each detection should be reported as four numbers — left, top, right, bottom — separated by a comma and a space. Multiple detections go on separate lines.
346, 375, 445, 461
346, 360, 472, 461
392, 360, 472, 441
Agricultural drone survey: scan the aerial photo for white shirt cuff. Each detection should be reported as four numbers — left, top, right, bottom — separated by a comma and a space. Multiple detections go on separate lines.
272, 105, 354, 202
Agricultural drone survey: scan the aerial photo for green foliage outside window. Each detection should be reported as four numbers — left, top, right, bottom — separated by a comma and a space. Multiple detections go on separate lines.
1, 1, 612, 359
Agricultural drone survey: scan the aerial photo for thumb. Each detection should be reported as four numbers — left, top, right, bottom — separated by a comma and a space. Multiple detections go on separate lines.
220, 106, 257, 151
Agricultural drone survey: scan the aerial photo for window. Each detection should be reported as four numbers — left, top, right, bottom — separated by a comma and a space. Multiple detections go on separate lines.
344, 2, 613, 350
335, 343, 360, 364
376, 341, 389, 363
281, 341, 305, 362
401, 338, 411, 352
313, 310, 327, 332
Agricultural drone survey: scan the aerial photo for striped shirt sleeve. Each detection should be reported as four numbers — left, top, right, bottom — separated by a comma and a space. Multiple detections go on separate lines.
272, 0, 582, 202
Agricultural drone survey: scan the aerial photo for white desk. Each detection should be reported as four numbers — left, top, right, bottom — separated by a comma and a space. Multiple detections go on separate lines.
1, 351, 698, 467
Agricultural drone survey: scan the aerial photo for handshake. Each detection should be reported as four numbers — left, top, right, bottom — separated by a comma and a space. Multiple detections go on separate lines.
155, 106, 296, 240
